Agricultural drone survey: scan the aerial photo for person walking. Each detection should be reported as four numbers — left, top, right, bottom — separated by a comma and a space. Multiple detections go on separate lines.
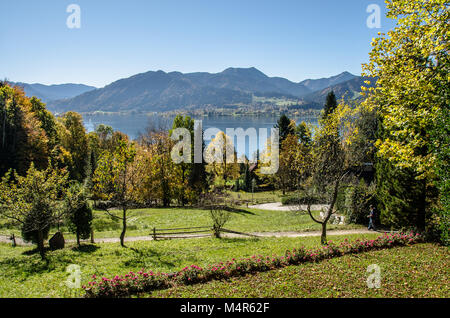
368, 205, 376, 231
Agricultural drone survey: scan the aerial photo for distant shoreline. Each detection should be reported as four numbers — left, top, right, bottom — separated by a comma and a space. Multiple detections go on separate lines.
72, 109, 321, 119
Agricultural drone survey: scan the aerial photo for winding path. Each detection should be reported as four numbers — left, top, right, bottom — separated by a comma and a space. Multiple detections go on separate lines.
0, 229, 375, 246
249, 202, 329, 211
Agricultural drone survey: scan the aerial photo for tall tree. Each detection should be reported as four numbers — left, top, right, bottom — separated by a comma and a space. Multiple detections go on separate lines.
205, 131, 239, 186
295, 121, 312, 146
93, 140, 139, 247
275, 114, 295, 145
170, 115, 196, 205
432, 106, 449, 244
0, 83, 49, 176
322, 91, 337, 120
362, 0, 449, 231
294, 103, 367, 244
138, 127, 180, 207
275, 134, 312, 195
58, 112, 89, 182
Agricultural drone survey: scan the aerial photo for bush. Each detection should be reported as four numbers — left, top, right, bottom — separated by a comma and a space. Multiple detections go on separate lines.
342, 180, 376, 225
210, 206, 230, 238
65, 183, 93, 244
21, 211, 51, 244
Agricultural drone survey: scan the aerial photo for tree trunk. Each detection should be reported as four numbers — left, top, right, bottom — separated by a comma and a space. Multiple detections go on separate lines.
417, 179, 427, 231
120, 208, 127, 247
320, 179, 341, 245
321, 222, 327, 245
181, 166, 186, 207
37, 229, 46, 260
76, 230, 80, 247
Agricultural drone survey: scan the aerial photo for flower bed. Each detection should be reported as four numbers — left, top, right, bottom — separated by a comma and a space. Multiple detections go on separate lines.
83, 232, 422, 298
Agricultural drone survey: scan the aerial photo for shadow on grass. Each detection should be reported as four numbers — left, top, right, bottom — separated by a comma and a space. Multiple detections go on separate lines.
216, 237, 260, 244
223, 206, 255, 215
21, 246, 51, 256
125, 246, 179, 269
71, 244, 100, 253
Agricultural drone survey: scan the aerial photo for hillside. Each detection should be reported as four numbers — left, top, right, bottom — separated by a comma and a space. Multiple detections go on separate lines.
303, 76, 377, 104
47, 68, 359, 113
10, 82, 96, 103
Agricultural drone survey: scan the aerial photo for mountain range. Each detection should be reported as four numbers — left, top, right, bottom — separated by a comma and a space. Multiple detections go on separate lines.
10, 82, 96, 103
13, 68, 373, 113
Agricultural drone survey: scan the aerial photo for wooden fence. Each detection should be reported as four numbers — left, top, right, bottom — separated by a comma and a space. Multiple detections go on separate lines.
151, 226, 212, 240
150, 226, 259, 240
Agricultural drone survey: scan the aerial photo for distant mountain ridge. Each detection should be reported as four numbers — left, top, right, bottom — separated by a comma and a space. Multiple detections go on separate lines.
42, 68, 366, 113
303, 76, 376, 104
10, 82, 96, 103
299, 71, 356, 92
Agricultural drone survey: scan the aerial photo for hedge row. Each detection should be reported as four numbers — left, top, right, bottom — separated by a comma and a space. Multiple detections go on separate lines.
83, 232, 422, 298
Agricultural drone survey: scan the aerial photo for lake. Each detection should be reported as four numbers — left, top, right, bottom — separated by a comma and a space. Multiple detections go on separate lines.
83, 113, 319, 158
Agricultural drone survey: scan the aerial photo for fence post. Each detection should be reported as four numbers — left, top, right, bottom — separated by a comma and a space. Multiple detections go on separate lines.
90, 229, 95, 244
153, 227, 157, 241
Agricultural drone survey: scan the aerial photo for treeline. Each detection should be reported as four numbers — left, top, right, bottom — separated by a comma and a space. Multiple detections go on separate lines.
0, 83, 214, 254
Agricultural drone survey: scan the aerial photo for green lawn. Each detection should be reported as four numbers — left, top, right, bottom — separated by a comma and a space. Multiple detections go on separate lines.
149, 243, 450, 298
1, 206, 362, 241
86, 207, 361, 239
0, 233, 379, 298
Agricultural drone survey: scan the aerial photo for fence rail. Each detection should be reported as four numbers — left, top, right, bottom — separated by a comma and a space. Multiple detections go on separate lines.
151, 226, 212, 240
150, 226, 259, 240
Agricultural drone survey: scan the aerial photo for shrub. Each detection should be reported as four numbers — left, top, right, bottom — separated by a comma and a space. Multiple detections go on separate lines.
210, 206, 230, 238
342, 180, 376, 225
21, 211, 51, 244
65, 182, 93, 245
83, 271, 170, 298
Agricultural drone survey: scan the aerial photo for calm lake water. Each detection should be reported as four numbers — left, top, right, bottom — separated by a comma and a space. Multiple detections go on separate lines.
83, 113, 318, 158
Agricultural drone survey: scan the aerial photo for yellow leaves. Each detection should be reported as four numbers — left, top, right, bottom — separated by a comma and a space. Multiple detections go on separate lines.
362, 0, 448, 179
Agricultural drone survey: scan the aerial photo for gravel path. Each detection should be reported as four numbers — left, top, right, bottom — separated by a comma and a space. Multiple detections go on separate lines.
0, 229, 375, 246
249, 202, 329, 211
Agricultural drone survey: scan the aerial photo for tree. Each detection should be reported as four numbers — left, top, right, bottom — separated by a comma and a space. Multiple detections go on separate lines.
58, 112, 89, 182
362, 0, 449, 232
432, 106, 449, 245
242, 162, 252, 192
322, 91, 337, 120
200, 191, 231, 238
65, 182, 93, 246
170, 115, 206, 205
205, 131, 239, 186
93, 140, 139, 247
30, 97, 59, 149
275, 114, 295, 145
275, 134, 312, 195
0, 83, 50, 176
95, 124, 114, 150
0, 163, 69, 259
138, 129, 181, 207
293, 103, 360, 244
296, 121, 312, 146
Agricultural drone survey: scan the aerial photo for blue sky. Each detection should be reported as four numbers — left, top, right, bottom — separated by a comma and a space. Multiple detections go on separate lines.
0, 0, 396, 88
